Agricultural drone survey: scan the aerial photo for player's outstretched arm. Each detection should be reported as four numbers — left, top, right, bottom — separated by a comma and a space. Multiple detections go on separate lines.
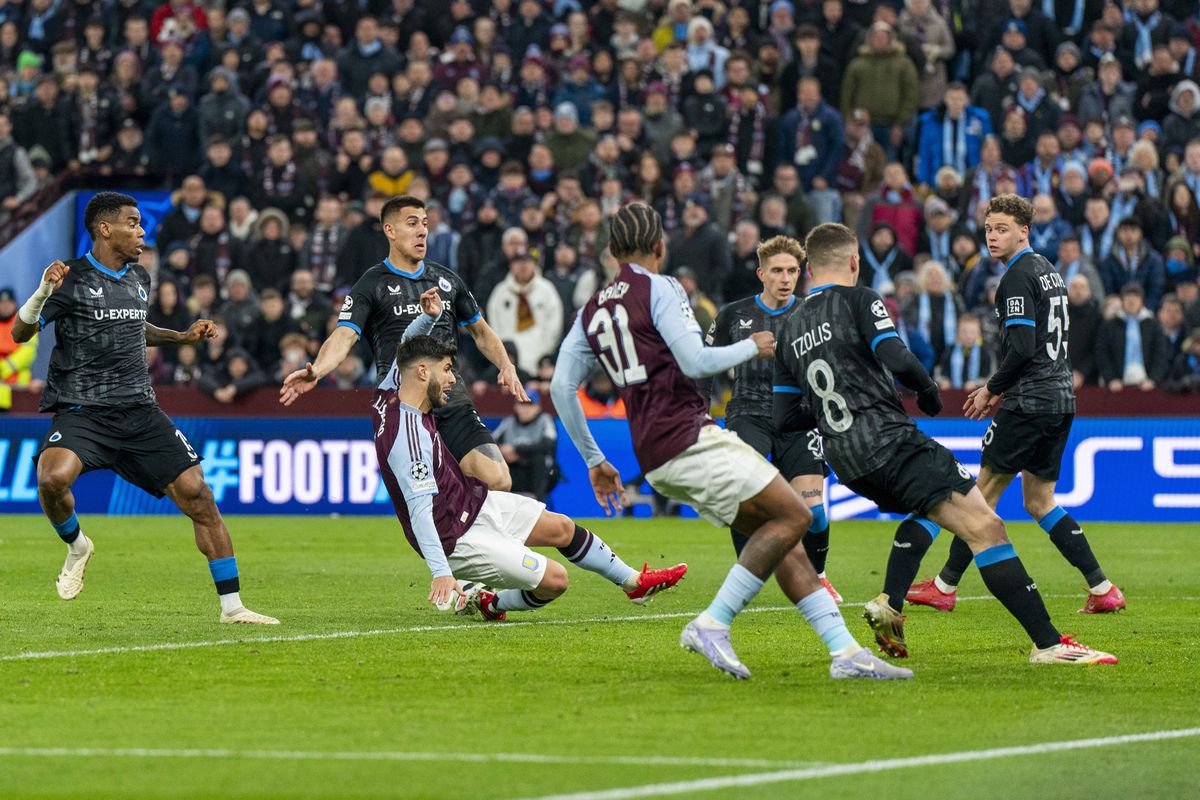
463, 316, 530, 402
12, 261, 69, 343
279, 325, 359, 406
651, 274, 763, 378
145, 319, 217, 346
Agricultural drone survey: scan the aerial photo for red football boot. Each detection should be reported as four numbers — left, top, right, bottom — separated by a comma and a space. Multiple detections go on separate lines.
905, 577, 957, 611
1078, 584, 1126, 614
625, 563, 688, 605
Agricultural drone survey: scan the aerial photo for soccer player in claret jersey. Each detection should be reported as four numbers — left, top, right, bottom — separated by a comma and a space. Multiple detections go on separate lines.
374, 317, 687, 619
773, 222, 1115, 665
907, 194, 1125, 615
281, 195, 525, 491
702, 236, 840, 603
552, 203, 909, 681
9, 192, 276, 624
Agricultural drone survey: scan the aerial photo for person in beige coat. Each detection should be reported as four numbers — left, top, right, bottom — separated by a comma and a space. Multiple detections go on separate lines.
898, 0, 956, 112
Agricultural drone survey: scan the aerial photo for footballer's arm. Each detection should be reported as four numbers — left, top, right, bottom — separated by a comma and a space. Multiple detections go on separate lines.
12, 261, 70, 343
463, 316, 530, 401
144, 319, 217, 346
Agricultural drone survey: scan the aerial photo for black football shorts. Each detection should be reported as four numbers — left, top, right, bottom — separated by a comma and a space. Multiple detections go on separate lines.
843, 427, 975, 516
980, 409, 1073, 482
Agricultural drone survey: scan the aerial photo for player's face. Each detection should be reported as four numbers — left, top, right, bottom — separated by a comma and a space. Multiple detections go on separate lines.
983, 213, 1026, 260
384, 206, 428, 264
758, 254, 800, 303
426, 358, 456, 408
106, 206, 146, 260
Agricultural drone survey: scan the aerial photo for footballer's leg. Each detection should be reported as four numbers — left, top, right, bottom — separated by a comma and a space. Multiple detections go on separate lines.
525, 509, 687, 604
37, 447, 94, 600
441, 402, 513, 491
1021, 473, 1125, 614
484, 560, 569, 618
790, 474, 839, 602
460, 444, 513, 492
164, 466, 278, 625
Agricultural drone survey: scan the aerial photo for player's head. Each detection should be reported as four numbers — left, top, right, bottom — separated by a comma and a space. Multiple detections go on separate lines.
395, 335, 458, 409
84, 191, 143, 261
380, 194, 428, 265
803, 223, 860, 286
755, 236, 804, 303
983, 194, 1033, 260
608, 203, 665, 267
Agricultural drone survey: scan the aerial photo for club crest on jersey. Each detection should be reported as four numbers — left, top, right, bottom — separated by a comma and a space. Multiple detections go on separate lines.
410, 462, 430, 480
138, 285, 148, 302
871, 300, 888, 318
1007, 297, 1025, 317
88, 287, 103, 297
438, 277, 452, 292
341, 296, 353, 311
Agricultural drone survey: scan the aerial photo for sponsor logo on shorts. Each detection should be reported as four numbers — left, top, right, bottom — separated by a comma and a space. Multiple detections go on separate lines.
438, 277, 452, 293
956, 461, 971, 480
1007, 297, 1025, 318
48, 431, 62, 443
522, 555, 540, 572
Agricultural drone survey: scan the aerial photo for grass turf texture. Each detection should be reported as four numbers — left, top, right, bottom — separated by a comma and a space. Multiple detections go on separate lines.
0, 515, 1196, 800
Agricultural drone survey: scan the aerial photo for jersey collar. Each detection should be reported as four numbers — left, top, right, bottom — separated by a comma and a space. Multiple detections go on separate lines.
385, 257, 425, 279
1006, 247, 1034, 269
806, 282, 837, 296
755, 294, 796, 315
85, 251, 130, 280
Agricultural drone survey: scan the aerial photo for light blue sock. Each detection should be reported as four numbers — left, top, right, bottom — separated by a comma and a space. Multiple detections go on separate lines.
797, 588, 859, 655
495, 589, 550, 612
703, 564, 765, 626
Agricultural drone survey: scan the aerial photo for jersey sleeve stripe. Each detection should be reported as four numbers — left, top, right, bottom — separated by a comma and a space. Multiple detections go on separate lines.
457, 311, 482, 327
1004, 319, 1036, 328
337, 320, 362, 335
38, 316, 45, 329
870, 331, 900, 352
407, 413, 420, 463
773, 385, 804, 393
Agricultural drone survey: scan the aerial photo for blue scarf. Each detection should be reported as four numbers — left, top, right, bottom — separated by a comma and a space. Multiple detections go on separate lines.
1063, 260, 1082, 282
949, 342, 982, 388
1110, 193, 1137, 226
863, 246, 898, 292
28, 0, 60, 40
1041, 0, 1084, 32
1031, 157, 1061, 195
1125, 314, 1145, 375
928, 229, 950, 264
358, 39, 382, 57
1143, 170, 1159, 199
1133, 12, 1162, 67
1016, 88, 1046, 115
943, 113, 968, 173
918, 291, 957, 353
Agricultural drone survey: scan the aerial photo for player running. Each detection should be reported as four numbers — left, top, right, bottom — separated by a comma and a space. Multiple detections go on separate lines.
280, 195, 524, 491
773, 222, 1115, 665
552, 203, 909, 681
907, 194, 1125, 615
10, 192, 276, 624
375, 327, 687, 619
703, 236, 840, 603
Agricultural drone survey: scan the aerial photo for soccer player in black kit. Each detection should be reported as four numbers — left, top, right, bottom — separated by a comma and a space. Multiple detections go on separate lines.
773, 223, 1115, 664
704, 236, 841, 603
280, 195, 526, 490
907, 194, 1126, 614
10, 192, 277, 624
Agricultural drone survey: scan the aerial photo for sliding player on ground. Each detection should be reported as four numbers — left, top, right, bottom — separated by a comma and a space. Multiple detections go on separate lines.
10, 192, 276, 624
773, 222, 1115, 665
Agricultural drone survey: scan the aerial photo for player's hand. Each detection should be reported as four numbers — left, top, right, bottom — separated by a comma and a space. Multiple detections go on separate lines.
279, 362, 319, 406
497, 362, 530, 402
418, 287, 442, 318
917, 385, 942, 417
181, 319, 217, 343
750, 331, 776, 358
428, 575, 460, 609
589, 461, 625, 516
962, 386, 1000, 420
41, 260, 69, 292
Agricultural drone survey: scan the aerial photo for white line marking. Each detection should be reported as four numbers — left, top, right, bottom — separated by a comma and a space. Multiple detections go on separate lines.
3, 594, 1196, 662
0, 746, 821, 770
512, 728, 1200, 800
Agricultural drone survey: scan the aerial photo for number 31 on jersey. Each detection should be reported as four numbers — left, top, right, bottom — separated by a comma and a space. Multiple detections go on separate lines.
588, 305, 647, 387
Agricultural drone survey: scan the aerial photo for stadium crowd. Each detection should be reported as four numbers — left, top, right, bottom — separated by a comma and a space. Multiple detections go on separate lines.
3, 0, 1200, 410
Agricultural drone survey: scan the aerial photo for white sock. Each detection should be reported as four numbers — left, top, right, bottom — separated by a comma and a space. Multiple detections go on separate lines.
65, 533, 90, 559
817, 572, 827, 579
1089, 579, 1113, 595
934, 576, 956, 594
832, 643, 864, 659
219, 591, 242, 614
694, 610, 731, 630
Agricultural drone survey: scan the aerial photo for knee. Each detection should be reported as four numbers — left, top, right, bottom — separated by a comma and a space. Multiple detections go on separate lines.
976, 513, 1009, 548
553, 514, 576, 547
179, 481, 217, 520
37, 465, 74, 498
539, 561, 569, 597
485, 463, 512, 492
1023, 497, 1055, 522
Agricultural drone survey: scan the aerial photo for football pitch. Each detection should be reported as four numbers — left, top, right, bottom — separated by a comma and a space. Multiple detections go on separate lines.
1, 515, 1197, 800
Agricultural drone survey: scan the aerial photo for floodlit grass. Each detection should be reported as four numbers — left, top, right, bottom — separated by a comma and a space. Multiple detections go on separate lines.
1, 516, 1196, 799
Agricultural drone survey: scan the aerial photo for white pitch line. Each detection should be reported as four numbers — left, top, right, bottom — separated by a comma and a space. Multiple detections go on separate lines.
3, 594, 1196, 663
512, 727, 1200, 800
0, 746, 822, 771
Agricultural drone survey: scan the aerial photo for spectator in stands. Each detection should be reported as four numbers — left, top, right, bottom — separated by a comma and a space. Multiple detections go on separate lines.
840, 21, 918, 158
425, 200, 460, 271
860, 162, 923, 255
486, 249, 563, 376
146, 85, 202, 177
0, 112, 35, 218
1081, 194, 1118, 264
971, 47, 1020, 133
681, 70, 727, 158
0, 285, 38, 390
494, 389, 559, 500
246, 207, 298, 292
1019, 131, 1065, 198
1055, 159, 1090, 227
898, 0, 955, 112
779, 76, 844, 197
247, 288, 297, 375
286, 268, 331, 339
915, 83, 992, 189
200, 347, 268, 403
1028, 192, 1073, 263
916, 196, 959, 265
859, 221, 912, 294
545, 102, 595, 173
1102, 216, 1167, 310
1000, 107, 1036, 168
905, 260, 961, 367
337, 16, 402, 97
15, 76, 70, 170
218, 270, 259, 347
780, 24, 840, 111
1057, 234, 1106, 301
1098, 282, 1171, 391
157, 175, 209, 252
1159, 293, 1188, 362
1162, 235, 1198, 291
1163, 80, 1200, 153
666, 194, 732, 297
169, 343, 202, 388
935, 312, 995, 390
1067, 273, 1103, 388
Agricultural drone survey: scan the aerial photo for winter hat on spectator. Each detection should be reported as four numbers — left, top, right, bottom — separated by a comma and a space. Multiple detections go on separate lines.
523, 45, 545, 66
16, 51, 42, 71
669, 0, 692, 12
28, 148, 51, 169
255, 208, 291, 238
569, 53, 592, 73
1164, 237, 1193, 266
1062, 160, 1087, 180
769, 0, 793, 16
364, 96, 390, 117
228, 8, 250, 24
550, 23, 569, 38
934, 166, 962, 186
450, 27, 473, 45
924, 196, 956, 221
554, 102, 579, 123
1002, 18, 1027, 36
226, 270, 253, 290
683, 193, 711, 213
1111, 115, 1136, 132
1137, 120, 1162, 137
673, 162, 696, 179
1087, 158, 1114, 178
475, 137, 507, 159
1183, 328, 1200, 353
0, 287, 16, 304
1018, 67, 1042, 84
208, 67, 238, 91
1056, 41, 1081, 62
424, 138, 449, 154
646, 81, 668, 97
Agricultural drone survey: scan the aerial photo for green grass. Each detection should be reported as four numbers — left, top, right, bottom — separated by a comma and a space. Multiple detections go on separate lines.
1, 515, 1197, 800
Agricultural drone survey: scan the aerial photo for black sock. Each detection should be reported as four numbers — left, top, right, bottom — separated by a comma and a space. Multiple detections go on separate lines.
882, 517, 940, 612
730, 529, 750, 557
939, 535, 974, 587
975, 544, 1059, 649
1038, 507, 1106, 587
802, 502, 830, 574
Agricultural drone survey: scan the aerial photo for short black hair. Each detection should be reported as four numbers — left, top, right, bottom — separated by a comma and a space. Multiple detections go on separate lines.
84, 192, 138, 237
395, 335, 457, 371
380, 195, 426, 225
609, 202, 663, 259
